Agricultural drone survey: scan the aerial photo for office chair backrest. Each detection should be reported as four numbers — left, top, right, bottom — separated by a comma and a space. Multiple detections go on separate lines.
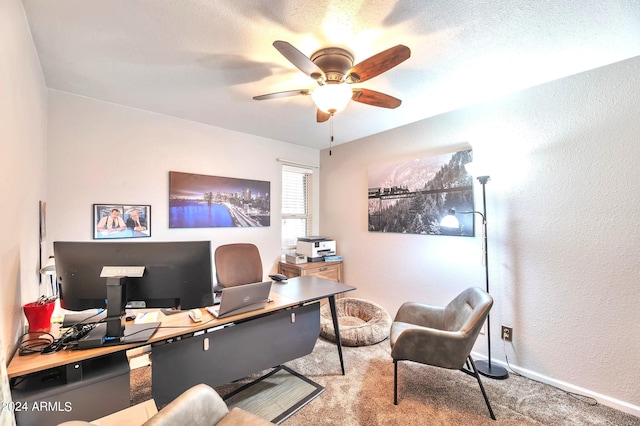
214, 243, 263, 287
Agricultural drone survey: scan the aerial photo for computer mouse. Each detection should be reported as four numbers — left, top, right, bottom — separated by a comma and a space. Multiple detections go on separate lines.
188, 309, 202, 322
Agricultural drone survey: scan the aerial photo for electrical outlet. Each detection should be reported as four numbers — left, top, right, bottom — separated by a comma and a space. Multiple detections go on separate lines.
501, 325, 513, 342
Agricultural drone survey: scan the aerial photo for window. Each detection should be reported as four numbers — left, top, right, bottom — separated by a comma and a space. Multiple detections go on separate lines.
282, 165, 313, 250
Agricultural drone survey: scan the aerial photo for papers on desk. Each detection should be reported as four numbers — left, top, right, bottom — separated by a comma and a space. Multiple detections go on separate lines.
134, 311, 159, 324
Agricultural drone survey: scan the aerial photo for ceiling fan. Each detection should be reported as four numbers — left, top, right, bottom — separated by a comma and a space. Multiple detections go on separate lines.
253, 41, 411, 123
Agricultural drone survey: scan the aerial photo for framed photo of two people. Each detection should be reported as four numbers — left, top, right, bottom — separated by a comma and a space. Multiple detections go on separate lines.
93, 204, 151, 240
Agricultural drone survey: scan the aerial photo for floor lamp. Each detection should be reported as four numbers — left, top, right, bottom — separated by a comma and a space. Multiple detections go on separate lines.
441, 175, 508, 380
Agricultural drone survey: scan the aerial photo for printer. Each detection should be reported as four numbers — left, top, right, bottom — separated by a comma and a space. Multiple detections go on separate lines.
296, 237, 336, 262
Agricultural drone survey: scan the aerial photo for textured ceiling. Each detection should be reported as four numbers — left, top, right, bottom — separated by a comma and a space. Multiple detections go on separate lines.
22, 1, 640, 150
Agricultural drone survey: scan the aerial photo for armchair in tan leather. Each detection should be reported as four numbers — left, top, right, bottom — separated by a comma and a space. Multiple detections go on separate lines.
143, 383, 272, 425
390, 286, 496, 420
59, 383, 273, 425
214, 243, 263, 288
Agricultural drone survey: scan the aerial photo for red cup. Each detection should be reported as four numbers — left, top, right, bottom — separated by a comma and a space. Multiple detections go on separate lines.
23, 300, 55, 332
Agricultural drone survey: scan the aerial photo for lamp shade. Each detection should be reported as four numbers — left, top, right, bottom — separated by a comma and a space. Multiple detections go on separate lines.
40, 256, 56, 275
440, 211, 460, 229
440, 214, 460, 229
311, 83, 352, 114
464, 161, 490, 179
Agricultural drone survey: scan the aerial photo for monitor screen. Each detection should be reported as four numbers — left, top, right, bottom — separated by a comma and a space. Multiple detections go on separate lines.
54, 241, 214, 311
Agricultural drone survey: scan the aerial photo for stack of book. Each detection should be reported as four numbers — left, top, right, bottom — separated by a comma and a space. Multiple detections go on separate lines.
323, 255, 342, 262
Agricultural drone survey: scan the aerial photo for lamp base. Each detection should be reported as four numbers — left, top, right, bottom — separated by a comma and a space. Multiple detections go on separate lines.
475, 360, 508, 380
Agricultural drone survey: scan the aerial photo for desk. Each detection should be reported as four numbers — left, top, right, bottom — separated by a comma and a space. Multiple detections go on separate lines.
8, 276, 355, 424
271, 275, 352, 375
278, 260, 343, 282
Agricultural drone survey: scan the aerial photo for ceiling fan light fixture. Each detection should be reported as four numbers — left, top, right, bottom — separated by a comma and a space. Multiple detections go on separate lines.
311, 83, 352, 114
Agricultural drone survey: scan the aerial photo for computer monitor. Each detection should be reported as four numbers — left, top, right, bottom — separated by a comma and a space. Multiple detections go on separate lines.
54, 240, 214, 312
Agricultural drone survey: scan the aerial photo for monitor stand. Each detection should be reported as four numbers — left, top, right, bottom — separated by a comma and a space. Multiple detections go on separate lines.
76, 322, 161, 350
74, 274, 160, 349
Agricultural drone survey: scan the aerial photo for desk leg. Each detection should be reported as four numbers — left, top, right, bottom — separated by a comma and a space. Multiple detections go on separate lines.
328, 295, 345, 375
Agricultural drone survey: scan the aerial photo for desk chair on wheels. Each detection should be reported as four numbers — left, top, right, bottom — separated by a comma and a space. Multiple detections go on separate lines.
214, 243, 263, 289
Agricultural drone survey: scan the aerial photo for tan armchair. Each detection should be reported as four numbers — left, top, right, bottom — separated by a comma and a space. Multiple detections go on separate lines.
390, 286, 496, 420
59, 383, 273, 425
214, 243, 263, 288
143, 383, 272, 425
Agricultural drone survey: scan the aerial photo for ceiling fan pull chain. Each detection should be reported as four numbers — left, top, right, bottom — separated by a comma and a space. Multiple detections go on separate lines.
329, 114, 334, 156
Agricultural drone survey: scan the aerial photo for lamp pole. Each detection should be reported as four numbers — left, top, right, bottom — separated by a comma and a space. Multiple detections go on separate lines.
473, 176, 508, 380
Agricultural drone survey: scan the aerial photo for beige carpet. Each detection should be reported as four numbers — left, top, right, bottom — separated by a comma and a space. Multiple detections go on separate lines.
131, 338, 640, 425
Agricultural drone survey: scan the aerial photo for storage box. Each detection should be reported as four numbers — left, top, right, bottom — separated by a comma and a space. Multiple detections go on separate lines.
285, 254, 307, 264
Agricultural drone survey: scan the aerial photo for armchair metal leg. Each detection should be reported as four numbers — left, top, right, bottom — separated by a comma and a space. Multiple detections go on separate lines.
467, 355, 496, 420
393, 359, 398, 405
395, 356, 495, 420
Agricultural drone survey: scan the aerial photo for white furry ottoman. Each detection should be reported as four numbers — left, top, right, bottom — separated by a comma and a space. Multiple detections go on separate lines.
320, 298, 392, 346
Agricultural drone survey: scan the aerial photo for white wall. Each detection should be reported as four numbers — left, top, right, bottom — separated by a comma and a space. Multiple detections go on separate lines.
0, 0, 48, 356
45, 91, 320, 280
1, 1, 48, 424
319, 56, 640, 414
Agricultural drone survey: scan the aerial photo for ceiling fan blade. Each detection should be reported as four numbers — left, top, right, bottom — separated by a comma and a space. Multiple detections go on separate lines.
253, 89, 310, 100
351, 89, 402, 109
346, 45, 410, 83
316, 109, 331, 123
273, 41, 326, 82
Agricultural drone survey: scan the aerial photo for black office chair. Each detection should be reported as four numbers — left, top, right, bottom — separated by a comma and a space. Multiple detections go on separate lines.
214, 243, 263, 288
390, 286, 496, 420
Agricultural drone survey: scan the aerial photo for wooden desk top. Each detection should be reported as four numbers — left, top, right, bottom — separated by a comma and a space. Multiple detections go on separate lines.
7, 292, 297, 379
7, 276, 356, 379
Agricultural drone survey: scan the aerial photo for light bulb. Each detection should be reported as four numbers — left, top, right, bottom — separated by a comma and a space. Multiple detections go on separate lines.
311, 84, 352, 114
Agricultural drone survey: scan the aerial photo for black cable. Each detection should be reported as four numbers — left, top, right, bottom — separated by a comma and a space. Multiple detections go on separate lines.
25, 312, 221, 353
62, 309, 106, 329
502, 339, 598, 406
17, 331, 55, 355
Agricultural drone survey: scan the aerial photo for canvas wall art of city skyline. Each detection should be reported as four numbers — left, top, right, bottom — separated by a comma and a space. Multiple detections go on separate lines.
169, 171, 270, 228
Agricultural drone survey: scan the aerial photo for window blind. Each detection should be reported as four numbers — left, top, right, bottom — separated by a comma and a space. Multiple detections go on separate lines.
282, 166, 312, 249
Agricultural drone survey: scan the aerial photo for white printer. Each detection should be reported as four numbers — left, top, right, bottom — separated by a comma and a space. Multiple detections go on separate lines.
296, 237, 336, 262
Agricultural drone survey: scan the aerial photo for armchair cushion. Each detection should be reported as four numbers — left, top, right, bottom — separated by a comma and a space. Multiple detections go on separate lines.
390, 321, 471, 369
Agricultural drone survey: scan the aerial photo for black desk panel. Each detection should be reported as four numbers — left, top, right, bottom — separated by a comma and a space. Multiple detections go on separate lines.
152, 303, 320, 406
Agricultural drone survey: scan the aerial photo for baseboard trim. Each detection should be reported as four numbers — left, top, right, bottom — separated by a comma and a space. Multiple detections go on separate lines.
471, 351, 640, 418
